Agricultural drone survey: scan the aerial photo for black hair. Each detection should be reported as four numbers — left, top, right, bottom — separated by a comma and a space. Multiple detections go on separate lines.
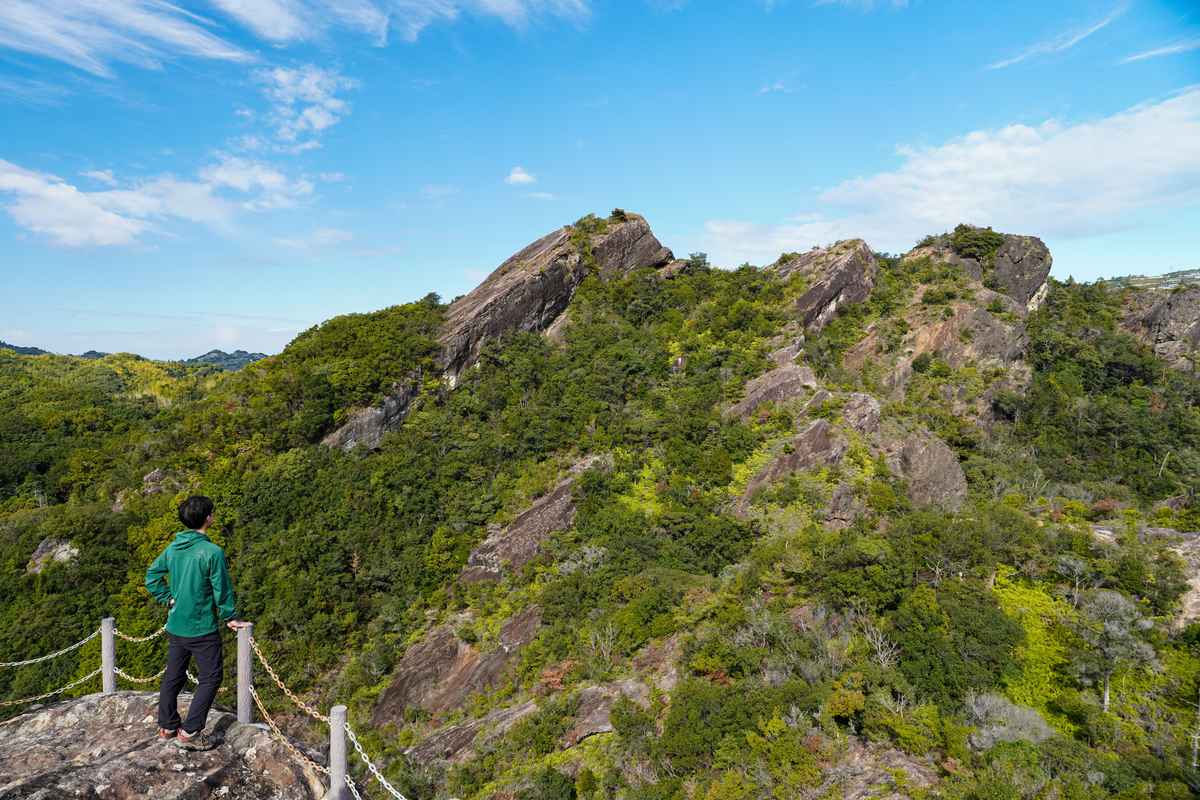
178, 495, 215, 530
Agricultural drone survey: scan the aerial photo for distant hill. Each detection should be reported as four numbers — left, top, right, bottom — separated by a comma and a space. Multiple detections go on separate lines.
184, 349, 268, 371
1102, 267, 1200, 290
0, 340, 49, 356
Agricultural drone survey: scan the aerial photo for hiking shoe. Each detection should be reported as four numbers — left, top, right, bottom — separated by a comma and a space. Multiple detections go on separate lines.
157, 727, 177, 740
175, 729, 219, 751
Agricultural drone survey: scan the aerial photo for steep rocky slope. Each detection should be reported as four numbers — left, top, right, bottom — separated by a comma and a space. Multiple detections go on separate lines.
322, 213, 673, 449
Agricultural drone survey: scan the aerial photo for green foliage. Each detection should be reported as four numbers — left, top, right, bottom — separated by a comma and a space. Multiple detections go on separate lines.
949, 224, 1006, 266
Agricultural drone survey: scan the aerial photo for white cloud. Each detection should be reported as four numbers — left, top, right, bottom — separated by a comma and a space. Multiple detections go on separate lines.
703, 88, 1200, 265
0, 75, 70, 106
505, 166, 536, 185
0, 155, 317, 247
81, 169, 117, 186
989, 3, 1126, 69
319, 171, 347, 182
758, 80, 790, 95
258, 65, 359, 148
0, 0, 251, 77
1122, 37, 1200, 64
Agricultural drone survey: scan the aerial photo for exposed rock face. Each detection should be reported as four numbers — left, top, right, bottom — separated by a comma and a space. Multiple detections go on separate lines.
562, 680, 649, 748
725, 363, 819, 420
904, 229, 1052, 310
842, 393, 881, 435
326, 214, 673, 450
372, 606, 542, 727
886, 431, 967, 511
405, 700, 538, 764
772, 241, 878, 332
320, 380, 420, 450
741, 420, 849, 508
26, 538, 78, 575
1128, 287, 1200, 371
461, 456, 605, 583
0, 692, 324, 799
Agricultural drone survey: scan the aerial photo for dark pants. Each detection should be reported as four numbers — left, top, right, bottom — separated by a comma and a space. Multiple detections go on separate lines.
158, 630, 223, 734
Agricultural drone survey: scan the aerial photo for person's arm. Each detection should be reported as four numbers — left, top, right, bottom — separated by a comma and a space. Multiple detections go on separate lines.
209, 548, 238, 624
144, 551, 172, 606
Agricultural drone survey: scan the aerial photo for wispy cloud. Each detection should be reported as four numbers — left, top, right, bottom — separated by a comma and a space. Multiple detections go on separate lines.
758, 80, 791, 95
0, 1, 252, 77
80, 169, 117, 186
525, 191, 555, 200
505, 166, 537, 185
989, 4, 1127, 69
1121, 37, 1200, 64
0, 75, 70, 106
703, 87, 1200, 264
0, 155, 315, 247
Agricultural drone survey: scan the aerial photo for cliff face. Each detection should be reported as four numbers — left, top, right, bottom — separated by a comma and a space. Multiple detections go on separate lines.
323, 213, 673, 450
0, 692, 325, 799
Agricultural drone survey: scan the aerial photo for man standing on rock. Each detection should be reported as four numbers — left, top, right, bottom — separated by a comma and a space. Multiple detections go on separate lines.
145, 495, 249, 750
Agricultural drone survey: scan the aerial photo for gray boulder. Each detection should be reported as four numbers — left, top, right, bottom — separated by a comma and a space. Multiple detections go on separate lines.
26, 538, 78, 575
1133, 286, 1200, 371
724, 363, 819, 421
887, 431, 967, 510
740, 420, 849, 508
771, 240, 878, 332
992, 235, 1053, 309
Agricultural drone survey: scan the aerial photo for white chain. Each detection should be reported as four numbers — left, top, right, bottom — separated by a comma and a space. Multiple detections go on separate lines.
344, 721, 409, 800
114, 626, 166, 643
249, 686, 330, 777
0, 629, 99, 668
0, 668, 102, 707
248, 635, 329, 723
344, 774, 365, 800
115, 667, 166, 685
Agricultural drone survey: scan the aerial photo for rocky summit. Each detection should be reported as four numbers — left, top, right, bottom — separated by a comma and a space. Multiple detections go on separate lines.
0, 692, 324, 799
2, 211, 1200, 800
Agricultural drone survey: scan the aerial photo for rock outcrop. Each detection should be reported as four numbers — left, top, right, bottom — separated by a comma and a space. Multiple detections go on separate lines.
724, 363, 819, 420
905, 228, 1052, 310
886, 431, 968, 511
26, 538, 78, 575
740, 420, 849, 509
0, 692, 325, 799
372, 605, 542, 727
771, 240, 878, 332
325, 214, 673, 450
1126, 286, 1200, 372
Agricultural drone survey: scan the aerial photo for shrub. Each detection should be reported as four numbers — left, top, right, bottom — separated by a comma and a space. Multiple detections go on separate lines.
965, 693, 1054, 750
949, 224, 1005, 266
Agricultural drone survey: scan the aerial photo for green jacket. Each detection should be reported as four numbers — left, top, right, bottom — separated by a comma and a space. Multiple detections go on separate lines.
145, 530, 237, 637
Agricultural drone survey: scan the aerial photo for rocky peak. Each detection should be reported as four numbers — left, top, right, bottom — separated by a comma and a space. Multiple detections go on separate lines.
0, 692, 325, 799
770, 240, 878, 332
905, 226, 1052, 310
1124, 285, 1200, 372
323, 213, 673, 449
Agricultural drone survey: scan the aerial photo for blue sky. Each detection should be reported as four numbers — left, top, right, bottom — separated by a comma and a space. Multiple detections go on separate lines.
1, 0, 1198, 359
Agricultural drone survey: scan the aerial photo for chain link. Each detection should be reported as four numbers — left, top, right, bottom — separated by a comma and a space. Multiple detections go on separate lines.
247, 635, 329, 723
344, 721, 409, 800
0, 629, 99, 669
115, 667, 166, 685
344, 774, 365, 800
248, 686, 329, 776
114, 625, 165, 643
0, 668, 102, 707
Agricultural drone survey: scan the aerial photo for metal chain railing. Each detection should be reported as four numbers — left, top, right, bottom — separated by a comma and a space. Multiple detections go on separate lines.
0, 668, 102, 708
113, 626, 165, 643
0, 629, 99, 669
344, 774, 365, 800
247, 635, 329, 723
344, 721, 409, 800
115, 667, 166, 685
249, 685, 329, 777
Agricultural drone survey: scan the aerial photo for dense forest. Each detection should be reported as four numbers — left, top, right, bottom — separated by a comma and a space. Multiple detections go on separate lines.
2, 212, 1200, 799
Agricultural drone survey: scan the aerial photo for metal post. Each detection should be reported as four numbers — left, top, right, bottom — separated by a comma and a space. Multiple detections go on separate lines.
327, 705, 347, 800
237, 623, 253, 724
101, 617, 115, 694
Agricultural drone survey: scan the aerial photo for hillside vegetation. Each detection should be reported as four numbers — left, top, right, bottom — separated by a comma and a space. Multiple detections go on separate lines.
2, 212, 1200, 800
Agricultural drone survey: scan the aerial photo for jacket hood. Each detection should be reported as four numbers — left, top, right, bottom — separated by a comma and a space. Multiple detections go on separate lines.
171, 530, 210, 551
